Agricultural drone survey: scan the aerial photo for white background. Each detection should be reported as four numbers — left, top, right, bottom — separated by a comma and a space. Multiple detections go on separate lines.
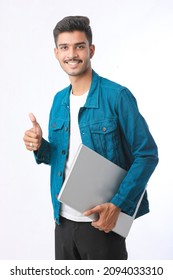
0, 0, 172, 260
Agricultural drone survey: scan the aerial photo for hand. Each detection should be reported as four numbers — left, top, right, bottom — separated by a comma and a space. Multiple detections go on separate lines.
83, 203, 121, 233
23, 113, 42, 151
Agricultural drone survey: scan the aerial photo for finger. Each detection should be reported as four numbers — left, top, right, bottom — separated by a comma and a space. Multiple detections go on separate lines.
91, 221, 111, 233
26, 145, 38, 152
23, 134, 39, 145
24, 138, 39, 146
104, 229, 111, 233
83, 210, 92, 216
91, 220, 103, 228
24, 130, 38, 139
23, 132, 39, 148
83, 205, 101, 216
26, 144, 34, 151
25, 141, 40, 151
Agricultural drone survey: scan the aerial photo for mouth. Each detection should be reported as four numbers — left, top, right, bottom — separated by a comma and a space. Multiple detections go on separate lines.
64, 59, 82, 65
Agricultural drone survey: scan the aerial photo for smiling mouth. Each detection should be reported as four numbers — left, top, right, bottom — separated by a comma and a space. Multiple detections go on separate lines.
64, 59, 82, 65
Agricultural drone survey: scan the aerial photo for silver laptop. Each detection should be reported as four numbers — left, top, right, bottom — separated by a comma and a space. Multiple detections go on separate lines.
58, 144, 145, 238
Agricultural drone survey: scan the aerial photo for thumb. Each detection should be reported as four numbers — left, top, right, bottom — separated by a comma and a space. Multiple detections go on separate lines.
29, 112, 37, 126
83, 205, 100, 216
29, 112, 39, 133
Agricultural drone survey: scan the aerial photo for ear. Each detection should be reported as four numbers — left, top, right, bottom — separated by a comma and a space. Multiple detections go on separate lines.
90, 44, 95, 59
54, 47, 59, 60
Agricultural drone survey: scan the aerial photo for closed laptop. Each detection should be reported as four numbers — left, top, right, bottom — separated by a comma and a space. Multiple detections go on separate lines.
58, 144, 145, 237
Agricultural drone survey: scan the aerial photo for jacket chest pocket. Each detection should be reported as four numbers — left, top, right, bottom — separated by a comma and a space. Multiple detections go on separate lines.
49, 119, 65, 144
90, 120, 119, 158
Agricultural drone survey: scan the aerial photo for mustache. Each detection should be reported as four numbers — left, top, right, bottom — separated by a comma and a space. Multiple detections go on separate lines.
64, 58, 82, 63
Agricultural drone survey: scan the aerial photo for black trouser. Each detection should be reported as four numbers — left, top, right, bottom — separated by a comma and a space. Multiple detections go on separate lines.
55, 217, 128, 260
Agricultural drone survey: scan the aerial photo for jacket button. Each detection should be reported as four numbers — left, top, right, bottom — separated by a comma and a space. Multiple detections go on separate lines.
58, 171, 62, 177
62, 150, 66, 155
102, 127, 107, 132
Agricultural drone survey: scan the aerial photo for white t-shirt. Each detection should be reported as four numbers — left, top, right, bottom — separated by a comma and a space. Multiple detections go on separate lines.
60, 91, 91, 222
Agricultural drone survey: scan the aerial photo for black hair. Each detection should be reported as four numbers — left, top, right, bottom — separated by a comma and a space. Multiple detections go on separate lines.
53, 16, 92, 46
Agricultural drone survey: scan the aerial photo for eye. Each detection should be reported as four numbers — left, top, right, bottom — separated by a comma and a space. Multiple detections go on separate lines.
59, 45, 68, 51
76, 44, 85, 49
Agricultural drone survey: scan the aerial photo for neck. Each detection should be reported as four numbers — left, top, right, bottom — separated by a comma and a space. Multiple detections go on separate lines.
69, 67, 92, 96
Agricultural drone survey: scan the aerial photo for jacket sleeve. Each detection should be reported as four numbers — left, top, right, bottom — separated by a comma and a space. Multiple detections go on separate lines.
34, 138, 51, 165
110, 88, 159, 215
34, 98, 55, 165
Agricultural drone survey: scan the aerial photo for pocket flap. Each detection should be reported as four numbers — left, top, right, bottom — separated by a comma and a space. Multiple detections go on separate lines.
50, 119, 64, 130
91, 120, 117, 134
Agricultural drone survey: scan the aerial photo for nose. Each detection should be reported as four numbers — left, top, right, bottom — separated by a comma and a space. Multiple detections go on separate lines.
67, 46, 78, 59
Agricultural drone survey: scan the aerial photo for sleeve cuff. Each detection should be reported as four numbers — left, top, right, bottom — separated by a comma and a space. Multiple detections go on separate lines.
110, 194, 136, 216
34, 138, 50, 165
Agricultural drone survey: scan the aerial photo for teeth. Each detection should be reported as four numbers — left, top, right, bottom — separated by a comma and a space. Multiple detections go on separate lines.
68, 62, 78, 64
65, 60, 81, 64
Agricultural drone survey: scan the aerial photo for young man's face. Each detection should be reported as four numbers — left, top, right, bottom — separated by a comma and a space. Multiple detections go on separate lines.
54, 31, 95, 77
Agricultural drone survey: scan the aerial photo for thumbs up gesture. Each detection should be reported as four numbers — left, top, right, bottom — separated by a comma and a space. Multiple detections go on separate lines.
23, 113, 43, 151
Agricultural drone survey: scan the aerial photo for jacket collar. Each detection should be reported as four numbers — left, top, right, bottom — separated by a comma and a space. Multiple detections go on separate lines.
62, 70, 100, 108
84, 70, 99, 108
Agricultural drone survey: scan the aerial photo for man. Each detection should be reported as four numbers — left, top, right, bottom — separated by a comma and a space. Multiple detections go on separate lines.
23, 16, 158, 260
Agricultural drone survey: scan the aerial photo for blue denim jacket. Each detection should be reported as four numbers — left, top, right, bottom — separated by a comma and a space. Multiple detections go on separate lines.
35, 70, 158, 223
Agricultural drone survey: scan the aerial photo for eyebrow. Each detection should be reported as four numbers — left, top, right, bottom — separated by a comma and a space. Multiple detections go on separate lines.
58, 42, 87, 48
